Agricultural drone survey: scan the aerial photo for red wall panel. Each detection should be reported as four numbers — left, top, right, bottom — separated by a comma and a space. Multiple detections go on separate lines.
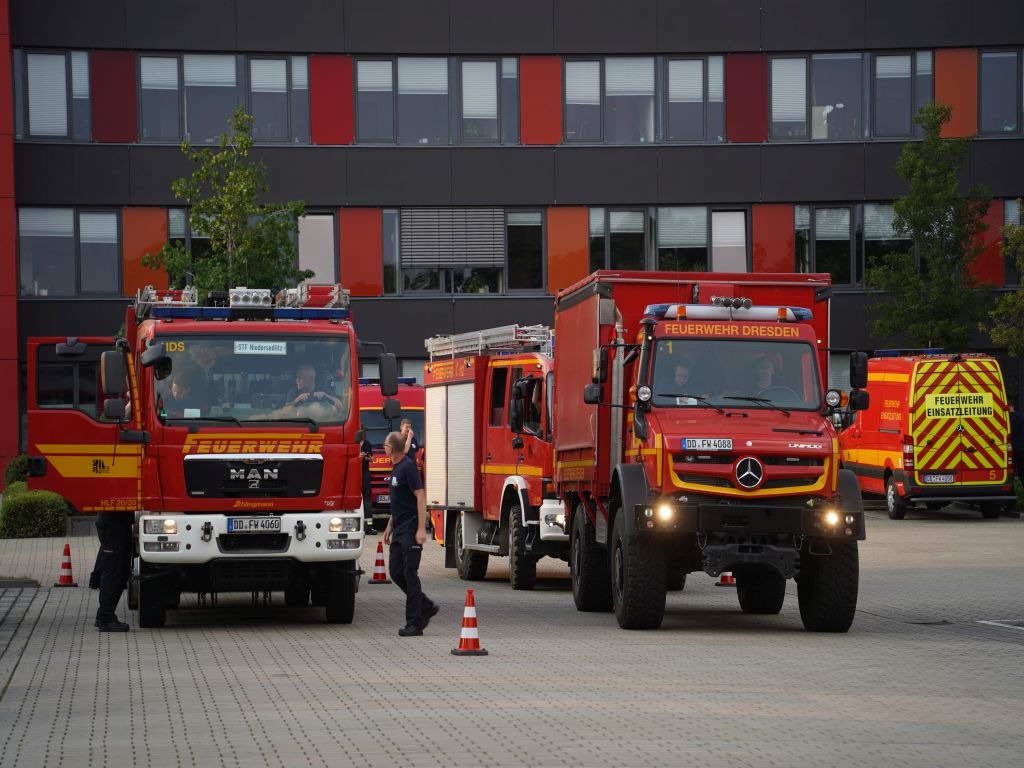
122, 207, 169, 296
0, 10, 18, 480
546, 207, 588, 294
0, 34, 12, 138
91, 51, 137, 143
521, 56, 562, 145
935, 49, 978, 138
726, 54, 767, 143
971, 199, 1004, 286
752, 204, 795, 272
0, 198, 14, 296
310, 55, 354, 145
339, 208, 383, 296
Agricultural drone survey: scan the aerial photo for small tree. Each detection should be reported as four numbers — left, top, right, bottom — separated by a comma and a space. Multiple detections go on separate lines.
987, 202, 1024, 357
143, 107, 313, 294
865, 103, 991, 352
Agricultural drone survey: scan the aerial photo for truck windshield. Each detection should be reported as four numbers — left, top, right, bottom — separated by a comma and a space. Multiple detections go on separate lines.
359, 410, 425, 448
151, 334, 353, 425
650, 338, 821, 410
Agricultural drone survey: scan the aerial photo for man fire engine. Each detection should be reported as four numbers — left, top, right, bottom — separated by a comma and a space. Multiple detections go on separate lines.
27, 284, 399, 627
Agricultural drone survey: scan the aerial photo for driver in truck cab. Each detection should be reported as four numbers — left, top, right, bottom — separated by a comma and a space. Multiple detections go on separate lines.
288, 363, 343, 411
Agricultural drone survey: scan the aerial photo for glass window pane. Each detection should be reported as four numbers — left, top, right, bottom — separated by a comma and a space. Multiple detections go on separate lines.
290, 57, 309, 143
357, 60, 394, 143
609, 211, 645, 270
140, 56, 180, 141
13, 49, 24, 139
914, 52, 933, 137
605, 57, 654, 144
874, 55, 912, 137
980, 51, 1019, 134
771, 58, 806, 139
250, 59, 289, 142
501, 58, 519, 145
667, 60, 704, 142
398, 58, 449, 145
462, 61, 498, 142
589, 207, 606, 271
383, 209, 399, 294
795, 205, 811, 273
811, 53, 863, 140
71, 51, 90, 141
657, 207, 708, 270
708, 56, 725, 143
184, 54, 238, 144
79, 212, 119, 294
507, 211, 543, 290
711, 211, 746, 272
298, 214, 336, 284
27, 53, 68, 137
1006, 199, 1022, 286
565, 61, 601, 142
815, 208, 851, 284
451, 267, 501, 294
19, 208, 76, 296
403, 268, 441, 292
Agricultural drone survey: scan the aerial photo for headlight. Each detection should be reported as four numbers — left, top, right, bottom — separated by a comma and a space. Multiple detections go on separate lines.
329, 516, 343, 532
144, 519, 177, 535
637, 385, 652, 402
824, 389, 842, 408
823, 510, 840, 527
329, 517, 361, 533
656, 504, 673, 522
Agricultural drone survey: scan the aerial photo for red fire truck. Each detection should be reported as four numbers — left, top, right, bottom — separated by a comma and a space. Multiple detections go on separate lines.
553, 271, 869, 631
27, 284, 398, 627
358, 377, 425, 531
423, 325, 565, 589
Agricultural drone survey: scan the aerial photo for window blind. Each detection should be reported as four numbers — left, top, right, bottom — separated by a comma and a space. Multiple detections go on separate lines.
609, 211, 644, 234
398, 58, 448, 95
708, 56, 724, 102
508, 212, 542, 227
358, 60, 392, 92
27, 53, 68, 136
141, 57, 178, 90
916, 51, 933, 76
251, 60, 287, 94
462, 61, 497, 120
772, 58, 806, 121
169, 209, 187, 239
864, 204, 908, 240
400, 208, 506, 267
71, 52, 89, 99
1005, 199, 1021, 226
876, 55, 910, 80
502, 58, 518, 78
657, 207, 706, 248
605, 58, 654, 97
19, 208, 74, 237
589, 208, 605, 237
79, 212, 117, 244
184, 55, 236, 88
566, 61, 600, 105
291, 57, 308, 89
815, 208, 850, 241
668, 60, 702, 103
795, 205, 810, 231
711, 211, 745, 248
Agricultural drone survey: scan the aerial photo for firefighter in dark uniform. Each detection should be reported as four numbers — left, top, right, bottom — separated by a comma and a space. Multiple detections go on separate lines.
94, 511, 133, 631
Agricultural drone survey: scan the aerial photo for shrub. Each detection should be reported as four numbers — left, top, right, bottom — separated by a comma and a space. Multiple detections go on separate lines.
0, 490, 70, 538
3, 481, 28, 499
4, 455, 29, 486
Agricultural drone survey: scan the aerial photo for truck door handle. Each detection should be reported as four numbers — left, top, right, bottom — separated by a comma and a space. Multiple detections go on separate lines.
486, 452, 492, 460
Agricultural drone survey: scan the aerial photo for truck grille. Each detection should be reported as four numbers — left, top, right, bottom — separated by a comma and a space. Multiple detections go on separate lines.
210, 559, 292, 591
184, 457, 324, 499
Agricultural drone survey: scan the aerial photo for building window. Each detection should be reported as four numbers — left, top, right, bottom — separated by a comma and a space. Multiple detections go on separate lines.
771, 57, 807, 139
398, 58, 449, 145
383, 209, 399, 293
398, 208, 505, 293
506, 212, 543, 290
357, 60, 395, 143
18, 208, 121, 297
565, 60, 602, 142
298, 214, 336, 284
290, 57, 310, 144
168, 208, 211, 284
589, 209, 646, 270
657, 207, 708, 270
605, 57, 655, 144
913, 52, 933, 137
400, 359, 425, 384
501, 58, 520, 145
461, 60, 499, 143
19, 50, 90, 140
710, 211, 747, 272
860, 203, 912, 284
665, 57, 724, 143
1006, 199, 1022, 286
810, 207, 853, 285
184, 54, 239, 144
980, 50, 1020, 135
140, 56, 181, 141
810, 54, 863, 140
249, 57, 309, 143
874, 54, 913, 137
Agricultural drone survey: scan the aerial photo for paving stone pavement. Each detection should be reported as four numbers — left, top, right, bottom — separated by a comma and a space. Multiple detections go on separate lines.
0, 506, 1022, 768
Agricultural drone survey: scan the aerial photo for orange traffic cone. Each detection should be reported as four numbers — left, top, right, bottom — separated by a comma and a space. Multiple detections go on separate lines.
367, 541, 391, 584
451, 589, 488, 656
54, 543, 78, 587
716, 571, 736, 587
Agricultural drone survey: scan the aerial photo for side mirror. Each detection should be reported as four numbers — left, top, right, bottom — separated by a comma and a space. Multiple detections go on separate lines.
382, 397, 402, 420
583, 383, 602, 405
849, 351, 868, 390
848, 388, 870, 411
623, 346, 638, 365
154, 358, 172, 381
379, 353, 399, 397
100, 350, 127, 397
56, 337, 87, 356
103, 398, 126, 422
141, 341, 167, 367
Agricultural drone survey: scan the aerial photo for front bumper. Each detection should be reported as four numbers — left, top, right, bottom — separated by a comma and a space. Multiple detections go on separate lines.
895, 470, 1016, 505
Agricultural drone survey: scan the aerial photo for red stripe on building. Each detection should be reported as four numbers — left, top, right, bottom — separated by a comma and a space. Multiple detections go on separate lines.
310, 55, 354, 145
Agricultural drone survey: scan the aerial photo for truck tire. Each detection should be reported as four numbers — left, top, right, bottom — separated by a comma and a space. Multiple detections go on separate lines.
979, 502, 1001, 519
885, 475, 907, 520
736, 570, 786, 614
570, 504, 611, 612
454, 514, 488, 581
137, 573, 167, 629
796, 540, 859, 633
610, 512, 666, 630
666, 571, 687, 591
285, 577, 310, 607
325, 565, 355, 624
127, 557, 140, 610
508, 505, 537, 590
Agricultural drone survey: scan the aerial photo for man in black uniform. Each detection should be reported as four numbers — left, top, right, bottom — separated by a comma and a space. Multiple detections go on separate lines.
382, 431, 438, 636
94, 511, 133, 631
359, 428, 375, 534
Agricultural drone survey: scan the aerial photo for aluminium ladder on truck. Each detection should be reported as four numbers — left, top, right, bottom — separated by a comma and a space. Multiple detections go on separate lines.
425, 324, 553, 360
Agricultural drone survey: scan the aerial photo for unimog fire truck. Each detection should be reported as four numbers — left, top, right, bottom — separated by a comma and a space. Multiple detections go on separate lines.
554, 271, 869, 631
27, 284, 398, 627
422, 325, 565, 589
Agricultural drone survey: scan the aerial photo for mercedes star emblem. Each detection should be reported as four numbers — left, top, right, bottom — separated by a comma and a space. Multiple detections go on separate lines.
735, 457, 764, 489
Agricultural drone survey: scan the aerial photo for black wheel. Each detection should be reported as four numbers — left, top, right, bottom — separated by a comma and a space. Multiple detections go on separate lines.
137, 571, 167, 628
165, 590, 181, 609
666, 571, 687, 591
454, 514, 488, 580
325, 565, 355, 623
610, 511, 666, 630
285, 572, 310, 607
570, 504, 612, 612
736, 569, 786, 614
796, 540, 859, 632
508, 505, 537, 590
127, 557, 139, 610
885, 475, 907, 520
980, 502, 1001, 519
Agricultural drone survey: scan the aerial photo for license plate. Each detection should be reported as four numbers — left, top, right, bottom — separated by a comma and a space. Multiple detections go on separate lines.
375, 494, 390, 505
922, 474, 955, 484
682, 438, 733, 451
227, 517, 282, 533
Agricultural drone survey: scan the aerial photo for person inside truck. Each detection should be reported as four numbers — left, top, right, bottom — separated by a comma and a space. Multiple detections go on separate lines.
160, 367, 206, 417
755, 356, 775, 391
287, 363, 342, 412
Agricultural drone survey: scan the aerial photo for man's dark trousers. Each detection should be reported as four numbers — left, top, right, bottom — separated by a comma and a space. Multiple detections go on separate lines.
95, 512, 133, 624
389, 532, 428, 628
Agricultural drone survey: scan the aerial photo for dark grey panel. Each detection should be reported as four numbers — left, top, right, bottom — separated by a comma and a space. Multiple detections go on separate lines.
656, 0, 761, 53
657, 146, 761, 205
761, 144, 865, 202
763, 0, 865, 52
128, 147, 196, 206
450, 0, 554, 54
970, 140, 1024, 198
18, 299, 131, 355
451, 150, 555, 206
553, 0, 657, 54
972, 0, 1024, 46
554, 148, 658, 205
10, 0, 127, 48
343, 0, 450, 53
236, 0, 344, 53
15, 145, 131, 205
126, 0, 237, 51
863, 142, 908, 201
865, 0, 968, 49
829, 293, 874, 350
260, 148, 347, 207
346, 149, 453, 206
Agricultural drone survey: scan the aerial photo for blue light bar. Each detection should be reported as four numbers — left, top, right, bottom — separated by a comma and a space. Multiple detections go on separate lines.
643, 303, 814, 321
149, 306, 349, 321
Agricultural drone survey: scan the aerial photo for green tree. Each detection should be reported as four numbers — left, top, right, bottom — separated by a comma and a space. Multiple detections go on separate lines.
865, 102, 991, 352
987, 202, 1024, 357
143, 107, 312, 294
